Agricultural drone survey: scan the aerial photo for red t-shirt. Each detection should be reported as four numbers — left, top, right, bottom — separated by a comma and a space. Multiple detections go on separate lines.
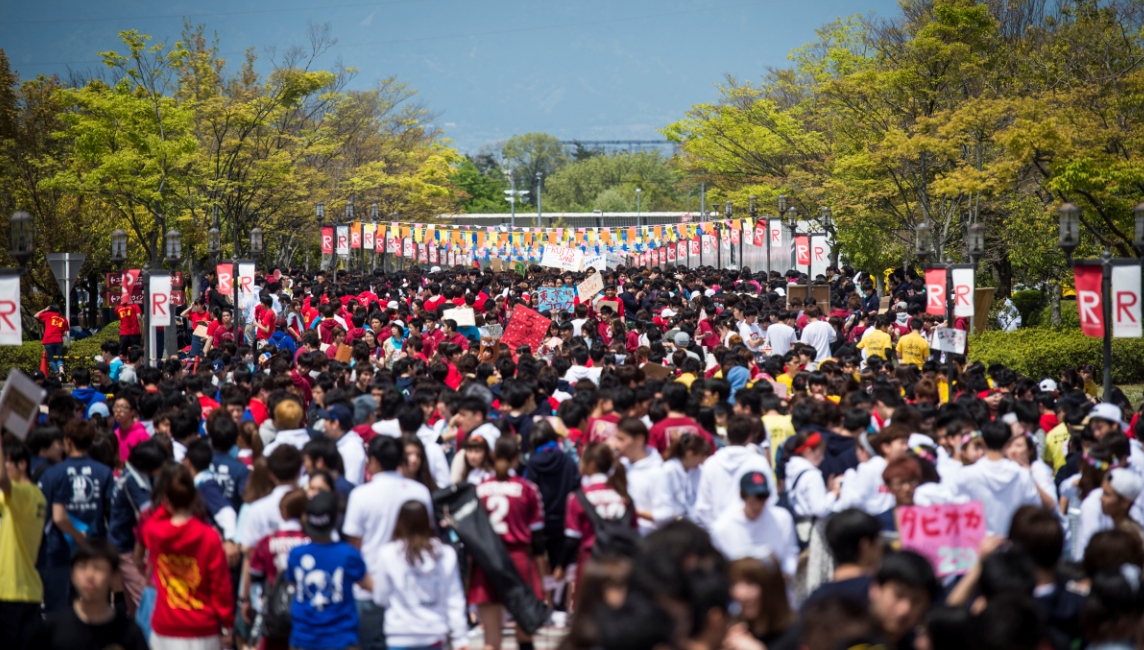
248, 529, 310, 584
475, 476, 543, 546
256, 307, 275, 340
564, 478, 635, 559
648, 415, 715, 455
116, 304, 142, 336
187, 310, 210, 329
198, 395, 221, 420
585, 414, 620, 446
37, 311, 69, 344
248, 398, 268, 426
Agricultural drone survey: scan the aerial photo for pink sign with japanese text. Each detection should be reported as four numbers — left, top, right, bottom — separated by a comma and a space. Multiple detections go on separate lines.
897, 501, 986, 577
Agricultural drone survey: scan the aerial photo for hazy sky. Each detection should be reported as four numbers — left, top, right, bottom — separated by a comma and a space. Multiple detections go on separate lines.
0, 0, 899, 154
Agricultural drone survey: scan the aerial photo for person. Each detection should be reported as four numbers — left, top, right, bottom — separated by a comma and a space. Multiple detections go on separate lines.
693, 414, 775, 530
611, 416, 664, 536
647, 382, 716, 454
36, 303, 69, 375
727, 557, 796, 647
783, 429, 840, 532
372, 500, 469, 650
115, 300, 144, 352
36, 418, 115, 612
952, 421, 1045, 535
342, 436, 433, 650
803, 508, 883, 609
523, 418, 580, 578
141, 463, 234, 650
1101, 468, 1144, 542
711, 471, 799, 578
560, 443, 636, 591
458, 434, 495, 485
470, 436, 545, 650
285, 491, 371, 650
653, 432, 709, 525
318, 403, 366, 485
896, 317, 930, 367
108, 439, 167, 616
31, 541, 148, 650
867, 551, 938, 647
0, 436, 47, 650
799, 305, 835, 364
111, 394, 150, 468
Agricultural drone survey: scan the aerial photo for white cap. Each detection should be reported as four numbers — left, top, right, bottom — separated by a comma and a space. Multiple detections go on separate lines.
430, 266, 441, 273
908, 433, 936, 450
1108, 468, 1143, 501
1091, 403, 1124, 424
1039, 378, 1058, 393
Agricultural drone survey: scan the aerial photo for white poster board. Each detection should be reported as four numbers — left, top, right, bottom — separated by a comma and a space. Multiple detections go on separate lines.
540, 244, 583, 271
442, 307, 476, 327
934, 327, 967, 354
0, 368, 45, 439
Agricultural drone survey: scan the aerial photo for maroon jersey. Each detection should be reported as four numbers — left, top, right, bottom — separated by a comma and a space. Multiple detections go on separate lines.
564, 475, 634, 555
248, 529, 310, 584
585, 414, 620, 446
475, 476, 543, 546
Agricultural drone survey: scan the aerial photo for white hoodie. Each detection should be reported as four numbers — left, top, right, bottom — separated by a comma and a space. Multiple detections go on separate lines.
833, 456, 895, 515
373, 539, 468, 648
692, 445, 776, 530
654, 458, 700, 524
621, 449, 665, 536
784, 456, 836, 519
262, 427, 312, 456
952, 457, 1040, 535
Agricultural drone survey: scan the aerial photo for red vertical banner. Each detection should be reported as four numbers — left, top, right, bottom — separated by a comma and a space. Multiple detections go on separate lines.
321, 226, 334, 255
122, 269, 143, 305
1074, 264, 1105, 338
216, 263, 233, 294
753, 221, 766, 246
794, 235, 810, 267
924, 268, 947, 316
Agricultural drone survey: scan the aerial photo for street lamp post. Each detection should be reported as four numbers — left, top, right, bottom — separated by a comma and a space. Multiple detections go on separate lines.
1057, 203, 1144, 402
370, 203, 378, 272
163, 230, 182, 360
820, 205, 835, 269
536, 172, 543, 228
785, 203, 798, 276
636, 188, 643, 228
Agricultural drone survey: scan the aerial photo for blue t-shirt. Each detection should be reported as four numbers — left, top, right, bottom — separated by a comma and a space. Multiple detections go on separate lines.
287, 541, 367, 650
37, 456, 114, 567
210, 451, 251, 511
107, 465, 153, 554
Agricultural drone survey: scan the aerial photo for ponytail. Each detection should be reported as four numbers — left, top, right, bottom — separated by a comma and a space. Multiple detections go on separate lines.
493, 436, 519, 480
581, 442, 630, 503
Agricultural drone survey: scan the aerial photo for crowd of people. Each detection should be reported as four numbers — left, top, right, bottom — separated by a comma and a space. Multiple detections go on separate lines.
4, 260, 1144, 650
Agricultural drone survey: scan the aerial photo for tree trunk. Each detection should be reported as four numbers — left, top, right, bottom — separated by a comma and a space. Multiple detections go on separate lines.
1050, 281, 1062, 326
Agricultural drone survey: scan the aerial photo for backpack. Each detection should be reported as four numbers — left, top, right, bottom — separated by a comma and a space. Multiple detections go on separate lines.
574, 489, 641, 559
260, 573, 294, 642
775, 471, 813, 550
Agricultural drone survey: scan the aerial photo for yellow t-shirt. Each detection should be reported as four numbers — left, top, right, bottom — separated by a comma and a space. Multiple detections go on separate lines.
1043, 422, 1071, 472
857, 329, 892, 359
762, 414, 796, 466
896, 332, 930, 368
0, 481, 47, 602
775, 373, 794, 397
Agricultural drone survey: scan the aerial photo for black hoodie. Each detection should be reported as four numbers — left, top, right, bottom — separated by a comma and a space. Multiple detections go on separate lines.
524, 443, 581, 530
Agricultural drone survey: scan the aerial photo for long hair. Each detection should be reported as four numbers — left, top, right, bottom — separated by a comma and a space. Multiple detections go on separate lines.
580, 442, 629, 503
392, 500, 438, 567
728, 557, 794, 638
493, 435, 520, 481
400, 435, 438, 493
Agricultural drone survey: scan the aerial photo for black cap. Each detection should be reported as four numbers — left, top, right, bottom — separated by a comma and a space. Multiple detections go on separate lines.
740, 471, 771, 498
304, 491, 339, 535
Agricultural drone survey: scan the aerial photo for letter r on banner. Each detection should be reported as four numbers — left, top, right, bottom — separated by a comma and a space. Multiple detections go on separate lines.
1074, 264, 1105, 338
951, 268, 975, 317
0, 276, 22, 345
150, 274, 172, 327
925, 268, 947, 316
1112, 263, 1142, 338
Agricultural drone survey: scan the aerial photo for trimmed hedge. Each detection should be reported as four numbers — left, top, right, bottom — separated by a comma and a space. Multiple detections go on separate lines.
0, 323, 121, 375
969, 327, 1144, 383
1010, 289, 1045, 328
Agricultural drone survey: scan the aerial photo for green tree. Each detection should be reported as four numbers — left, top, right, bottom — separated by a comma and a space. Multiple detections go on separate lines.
543, 150, 682, 212
502, 132, 568, 199
451, 158, 509, 213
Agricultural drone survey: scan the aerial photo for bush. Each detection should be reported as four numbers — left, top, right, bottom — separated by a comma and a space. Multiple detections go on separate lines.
1034, 299, 1079, 330
1010, 289, 1045, 328
969, 327, 1144, 384
0, 323, 121, 376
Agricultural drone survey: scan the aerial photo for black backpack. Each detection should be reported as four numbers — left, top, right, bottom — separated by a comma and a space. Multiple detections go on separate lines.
574, 489, 641, 559
260, 573, 294, 642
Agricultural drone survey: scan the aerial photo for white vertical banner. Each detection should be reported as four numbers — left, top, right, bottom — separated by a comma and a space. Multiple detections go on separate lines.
769, 219, 787, 272
809, 234, 831, 278
238, 263, 256, 296
951, 267, 975, 317
1112, 262, 1142, 338
335, 225, 350, 254
0, 275, 22, 345
149, 274, 172, 327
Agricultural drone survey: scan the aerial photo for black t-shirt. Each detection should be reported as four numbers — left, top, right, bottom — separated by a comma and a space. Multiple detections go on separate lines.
33, 606, 149, 650
800, 575, 873, 612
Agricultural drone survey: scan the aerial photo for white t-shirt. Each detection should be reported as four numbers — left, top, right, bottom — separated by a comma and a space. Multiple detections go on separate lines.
711, 506, 799, 577
239, 484, 294, 548
336, 431, 367, 486
621, 450, 665, 536
800, 320, 836, 362
951, 457, 1041, 535
767, 323, 797, 356
343, 471, 434, 600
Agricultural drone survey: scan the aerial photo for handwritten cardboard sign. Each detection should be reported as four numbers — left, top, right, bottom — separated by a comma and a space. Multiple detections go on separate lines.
578, 273, 604, 301
537, 287, 575, 314
934, 327, 966, 354
583, 253, 607, 272
0, 368, 45, 440
443, 307, 476, 327
596, 299, 621, 316
501, 304, 551, 355
898, 502, 985, 577
540, 244, 583, 271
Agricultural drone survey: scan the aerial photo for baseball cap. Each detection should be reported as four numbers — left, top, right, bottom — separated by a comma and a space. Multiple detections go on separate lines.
430, 265, 442, 273
1090, 403, 1130, 431
353, 395, 377, 426
1039, 378, 1058, 393
1108, 468, 1143, 502
304, 491, 339, 535
674, 332, 691, 348
317, 403, 354, 431
739, 471, 771, 498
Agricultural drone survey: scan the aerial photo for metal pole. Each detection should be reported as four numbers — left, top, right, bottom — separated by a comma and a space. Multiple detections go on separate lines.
142, 264, 151, 365
64, 256, 72, 352
700, 183, 705, 221
636, 188, 642, 228
536, 173, 543, 228
1102, 249, 1114, 402
945, 260, 955, 402
510, 173, 516, 230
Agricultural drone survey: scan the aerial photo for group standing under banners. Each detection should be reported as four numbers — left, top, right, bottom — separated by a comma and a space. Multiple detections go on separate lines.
4, 256, 1144, 650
